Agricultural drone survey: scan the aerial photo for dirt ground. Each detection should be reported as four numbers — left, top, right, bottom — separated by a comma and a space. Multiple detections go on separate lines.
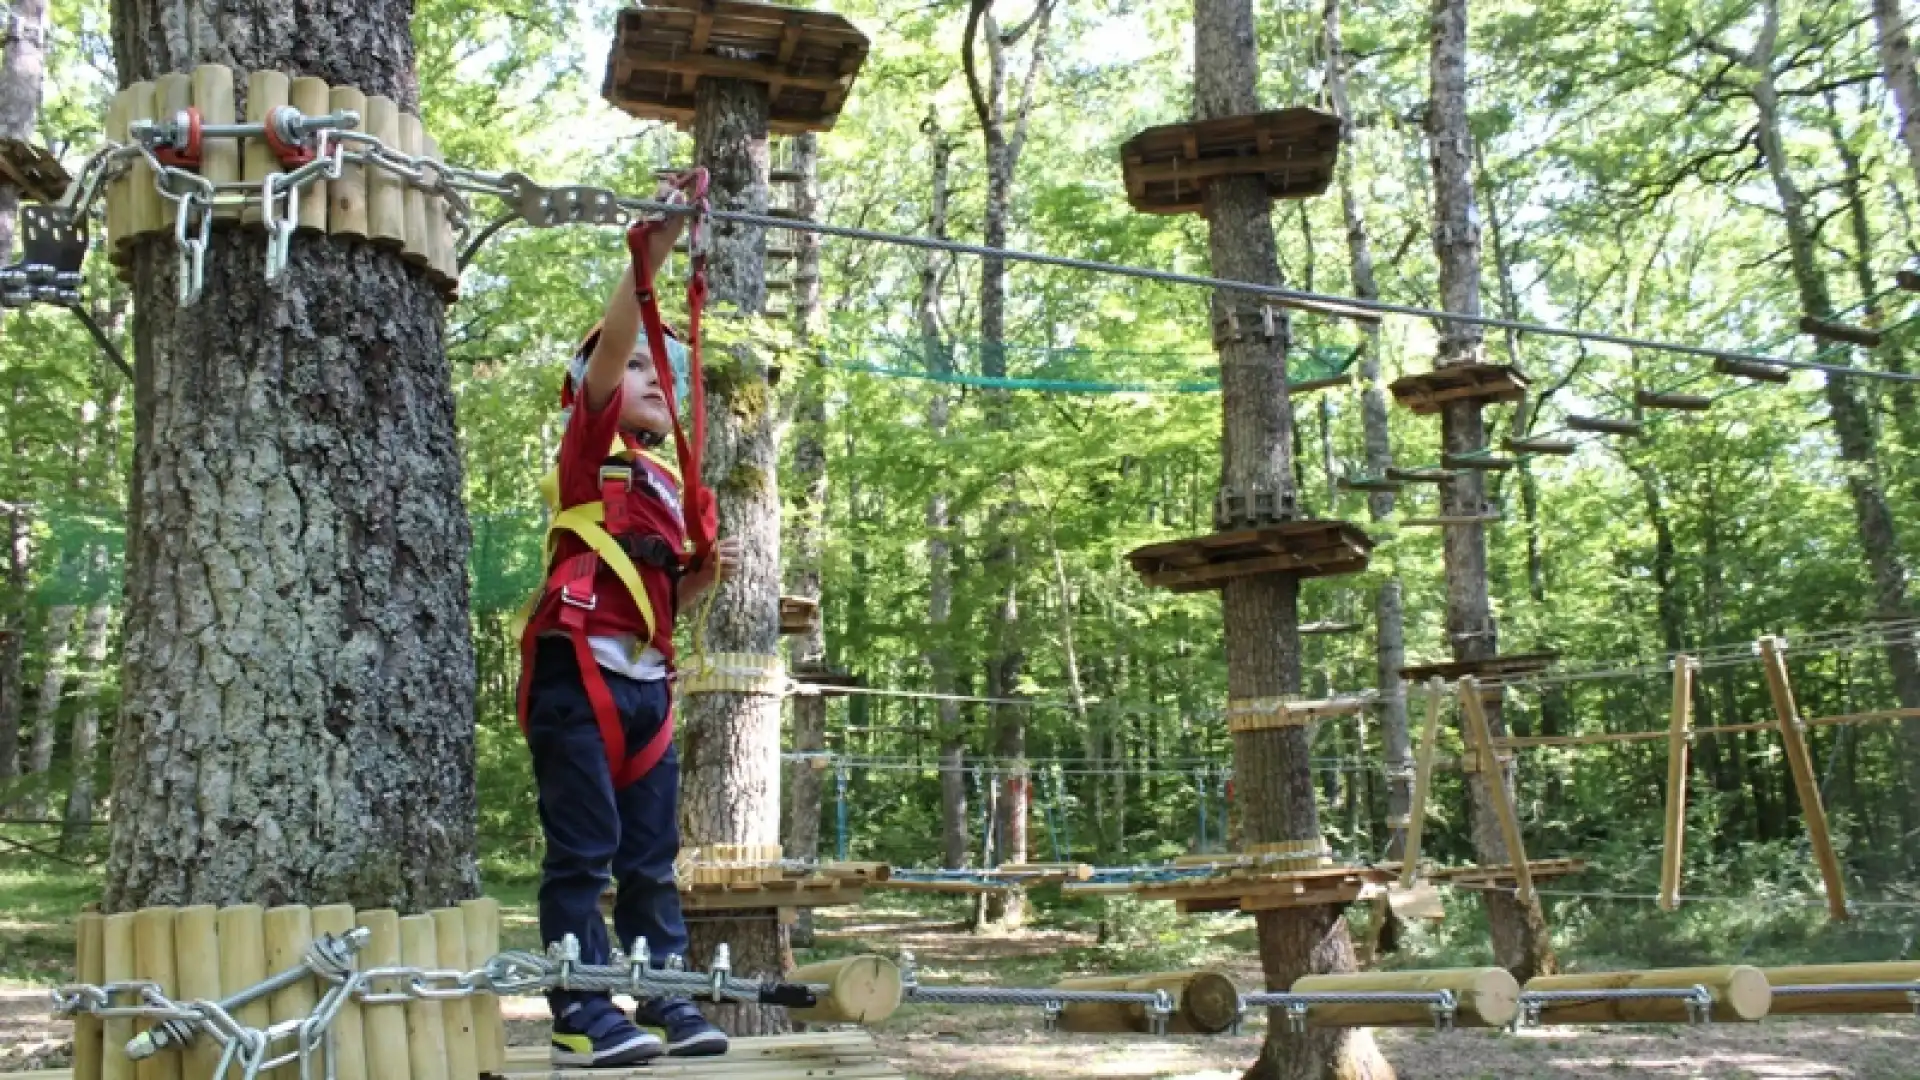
6, 909, 1916, 1079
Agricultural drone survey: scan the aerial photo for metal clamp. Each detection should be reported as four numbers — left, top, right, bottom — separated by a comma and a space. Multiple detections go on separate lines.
708, 943, 731, 1002
504, 173, 628, 228
1040, 999, 1062, 1032
1284, 999, 1311, 1034
1430, 989, 1458, 1032
1144, 990, 1174, 1036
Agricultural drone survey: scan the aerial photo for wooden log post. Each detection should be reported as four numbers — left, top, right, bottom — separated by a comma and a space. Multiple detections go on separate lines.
1523, 965, 1771, 1024
1762, 961, 1920, 1015
459, 899, 505, 1074
398, 914, 451, 1080
430, 908, 480, 1080
262, 906, 316, 1080
214, 905, 269, 1035
241, 71, 290, 226
357, 911, 412, 1080
1658, 655, 1696, 911
127, 83, 165, 238
105, 92, 132, 258
1458, 677, 1534, 905
74, 912, 105, 1080
191, 65, 240, 219
364, 97, 405, 247
397, 113, 429, 267
1399, 677, 1444, 888
1055, 970, 1241, 1035
101, 913, 136, 1080
787, 955, 905, 1025
1292, 967, 1519, 1028
326, 85, 369, 238
289, 77, 331, 232
172, 906, 223, 1080
132, 908, 182, 1080
1758, 635, 1848, 921
310, 906, 369, 1080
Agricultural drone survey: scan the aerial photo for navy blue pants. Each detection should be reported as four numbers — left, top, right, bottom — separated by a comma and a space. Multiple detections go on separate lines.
524, 638, 689, 1003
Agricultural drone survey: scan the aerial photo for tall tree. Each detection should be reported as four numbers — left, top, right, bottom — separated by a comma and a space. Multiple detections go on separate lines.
1872, 0, 1920, 193
1428, 0, 1558, 981
1322, 0, 1410, 858
104, 0, 478, 911
963, 0, 1056, 926
21, 605, 74, 815
1193, 0, 1391, 1075
680, 73, 788, 1032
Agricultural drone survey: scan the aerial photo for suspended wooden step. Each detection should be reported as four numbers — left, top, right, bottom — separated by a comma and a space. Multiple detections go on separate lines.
1291, 371, 1354, 395
1127, 519, 1374, 594
603, 0, 870, 135
0, 138, 71, 203
1442, 452, 1516, 471
1386, 466, 1455, 485
1301, 619, 1362, 635
1401, 513, 1502, 527
1388, 363, 1530, 415
1898, 268, 1920, 293
770, 168, 804, 184
1635, 390, 1713, 412
1135, 863, 1394, 915
1565, 415, 1642, 437
1338, 474, 1403, 493
1270, 294, 1383, 327
1715, 356, 1791, 384
1799, 315, 1883, 349
1503, 436, 1576, 456
1398, 650, 1558, 684
779, 594, 820, 635
791, 664, 861, 696
1119, 107, 1341, 215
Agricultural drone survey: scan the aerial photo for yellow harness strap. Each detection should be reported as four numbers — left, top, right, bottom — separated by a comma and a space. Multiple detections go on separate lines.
514, 443, 662, 649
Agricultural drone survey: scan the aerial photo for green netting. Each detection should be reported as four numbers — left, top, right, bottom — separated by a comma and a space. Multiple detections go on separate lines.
469, 509, 547, 614
31, 506, 123, 607
835, 336, 1357, 394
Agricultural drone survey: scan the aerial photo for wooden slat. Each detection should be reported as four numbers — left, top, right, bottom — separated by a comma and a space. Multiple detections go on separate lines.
1759, 636, 1847, 922
1399, 678, 1445, 888
1635, 390, 1713, 412
1442, 453, 1516, 471
1399, 651, 1556, 683
1799, 315, 1883, 349
1387, 364, 1529, 415
1715, 356, 1791, 384
1897, 268, 1920, 293
1503, 436, 1577, 455
1565, 414, 1642, 436
1458, 678, 1535, 904
1658, 656, 1696, 911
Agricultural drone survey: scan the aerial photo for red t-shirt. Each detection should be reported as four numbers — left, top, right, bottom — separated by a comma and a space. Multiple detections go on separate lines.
542, 382, 687, 662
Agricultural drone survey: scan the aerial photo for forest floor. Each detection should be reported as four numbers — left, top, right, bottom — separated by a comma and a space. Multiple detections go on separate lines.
3, 873, 1916, 1078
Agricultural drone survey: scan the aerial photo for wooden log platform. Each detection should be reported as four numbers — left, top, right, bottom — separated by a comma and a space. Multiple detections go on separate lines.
1715, 356, 1792, 384
1126, 520, 1372, 593
1799, 315, 1883, 349
678, 874, 870, 911
1292, 968, 1520, 1028
602, 0, 869, 136
500, 1030, 903, 1079
1388, 364, 1530, 415
1523, 965, 1771, 1025
1057, 970, 1241, 1035
0, 138, 72, 203
779, 594, 819, 636
1398, 651, 1558, 684
1635, 390, 1714, 412
1503, 436, 1577, 456
1566, 414, 1643, 437
1762, 962, 1920, 1016
1119, 107, 1340, 214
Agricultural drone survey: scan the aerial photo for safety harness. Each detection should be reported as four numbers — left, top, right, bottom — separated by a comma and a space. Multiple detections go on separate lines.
516, 169, 718, 790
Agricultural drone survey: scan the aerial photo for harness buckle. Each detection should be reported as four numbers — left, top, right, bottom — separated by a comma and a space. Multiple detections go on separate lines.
560, 586, 597, 611
600, 465, 634, 489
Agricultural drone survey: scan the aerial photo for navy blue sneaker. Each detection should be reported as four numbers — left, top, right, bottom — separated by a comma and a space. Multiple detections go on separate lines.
551, 996, 664, 1067
634, 998, 729, 1057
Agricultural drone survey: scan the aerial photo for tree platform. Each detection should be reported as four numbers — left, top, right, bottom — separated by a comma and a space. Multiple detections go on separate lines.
1127, 520, 1373, 593
790, 664, 862, 696
1118, 108, 1341, 214
1137, 864, 1396, 915
500, 1030, 901, 1079
1388, 363, 1530, 415
1397, 651, 1559, 683
0, 137, 70, 204
602, 0, 869, 135
780, 594, 820, 635
1419, 857, 1586, 890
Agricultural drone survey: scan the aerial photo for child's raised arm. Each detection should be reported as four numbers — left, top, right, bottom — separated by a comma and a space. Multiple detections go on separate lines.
580, 192, 687, 411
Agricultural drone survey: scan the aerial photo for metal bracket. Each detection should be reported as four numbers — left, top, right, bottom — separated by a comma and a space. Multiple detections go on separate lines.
505, 173, 628, 228
1684, 985, 1713, 1025
1040, 1000, 1062, 1032
1284, 999, 1310, 1034
1430, 989, 1458, 1032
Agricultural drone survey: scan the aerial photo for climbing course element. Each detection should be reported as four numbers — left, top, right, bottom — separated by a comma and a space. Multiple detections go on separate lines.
786, 955, 904, 1024
1714, 356, 1792, 383
1126, 519, 1373, 593
1388, 363, 1529, 414
1761, 963, 1920, 1016
602, 0, 869, 134
1520, 966, 1771, 1025
1758, 635, 1848, 922
1398, 651, 1557, 685
1503, 435, 1578, 455
1635, 389, 1714, 412
0, 137, 72, 203
1289, 968, 1518, 1029
1054, 970, 1242, 1035
1119, 108, 1341, 214
779, 595, 820, 636
1565, 414, 1644, 437
1798, 315, 1883, 349
1226, 694, 1374, 733
1658, 655, 1697, 911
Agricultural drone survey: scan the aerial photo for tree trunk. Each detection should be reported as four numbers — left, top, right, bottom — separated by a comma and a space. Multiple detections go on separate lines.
782, 133, 827, 949
1741, 11, 1920, 813
1428, 0, 1557, 982
1324, 0, 1409, 859
62, 600, 112, 854
21, 606, 76, 817
1873, 0, 1920, 194
105, 0, 476, 912
1193, 0, 1390, 1076
681, 74, 789, 1033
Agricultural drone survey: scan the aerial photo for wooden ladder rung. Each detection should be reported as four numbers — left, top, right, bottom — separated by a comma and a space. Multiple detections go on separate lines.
1715, 357, 1791, 383
1565, 415, 1642, 436
1634, 390, 1713, 412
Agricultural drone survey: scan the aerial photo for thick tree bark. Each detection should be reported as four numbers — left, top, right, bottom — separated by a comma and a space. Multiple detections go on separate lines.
21, 605, 76, 817
62, 600, 112, 853
1324, 0, 1409, 858
783, 133, 827, 948
1736, 13, 1920, 818
1194, 0, 1390, 1076
682, 75, 789, 1033
105, 0, 476, 912
1873, 0, 1920, 194
1428, 0, 1557, 982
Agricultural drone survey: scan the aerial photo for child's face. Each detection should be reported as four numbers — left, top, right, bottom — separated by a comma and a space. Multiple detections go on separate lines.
620, 348, 675, 437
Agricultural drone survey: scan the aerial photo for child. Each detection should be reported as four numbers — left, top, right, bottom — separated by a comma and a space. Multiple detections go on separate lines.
517, 197, 739, 1066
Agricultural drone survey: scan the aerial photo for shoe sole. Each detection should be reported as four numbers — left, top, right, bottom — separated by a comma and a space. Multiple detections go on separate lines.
551, 1033, 666, 1067
666, 1030, 729, 1057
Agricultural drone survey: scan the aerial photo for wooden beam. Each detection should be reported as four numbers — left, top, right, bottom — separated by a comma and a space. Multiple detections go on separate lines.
1658, 655, 1695, 912
1056, 970, 1241, 1035
1759, 636, 1847, 922
1503, 436, 1577, 455
1799, 315, 1883, 349
1493, 729, 1669, 749
1289, 372, 1353, 396
1565, 414, 1642, 436
1763, 961, 1920, 1016
1898, 268, 1920, 293
1399, 678, 1444, 889
1402, 514, 1501, 527
1715, 356, 1791, 384
1458, 677, 1534, 904
1293, 968, 1519, 1028
1442, 453, 1516, 471
1124, 145, 1339, 186
1386, 467, 1454, 484
1523, 966, 1771, 1024
1634, 390, 1713, 412
1267, 294, 1383, 326
1804, 707, 1920, 726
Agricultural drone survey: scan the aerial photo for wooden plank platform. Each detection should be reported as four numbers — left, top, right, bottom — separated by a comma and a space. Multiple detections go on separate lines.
502, 1030, 901, 1078
1388, 364, 1529, 415
679, 876, 868, 912
602, 0, 869, 136
1398, 651, 1558, 684
1426, 857, 1586, 890
780, 594, 819, 636
1119, 108, 1341, 214
1127, 520, 1373, 593
790, 665, 862, 696
1132, 864, 1395, 915
0, 138, 71, 204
